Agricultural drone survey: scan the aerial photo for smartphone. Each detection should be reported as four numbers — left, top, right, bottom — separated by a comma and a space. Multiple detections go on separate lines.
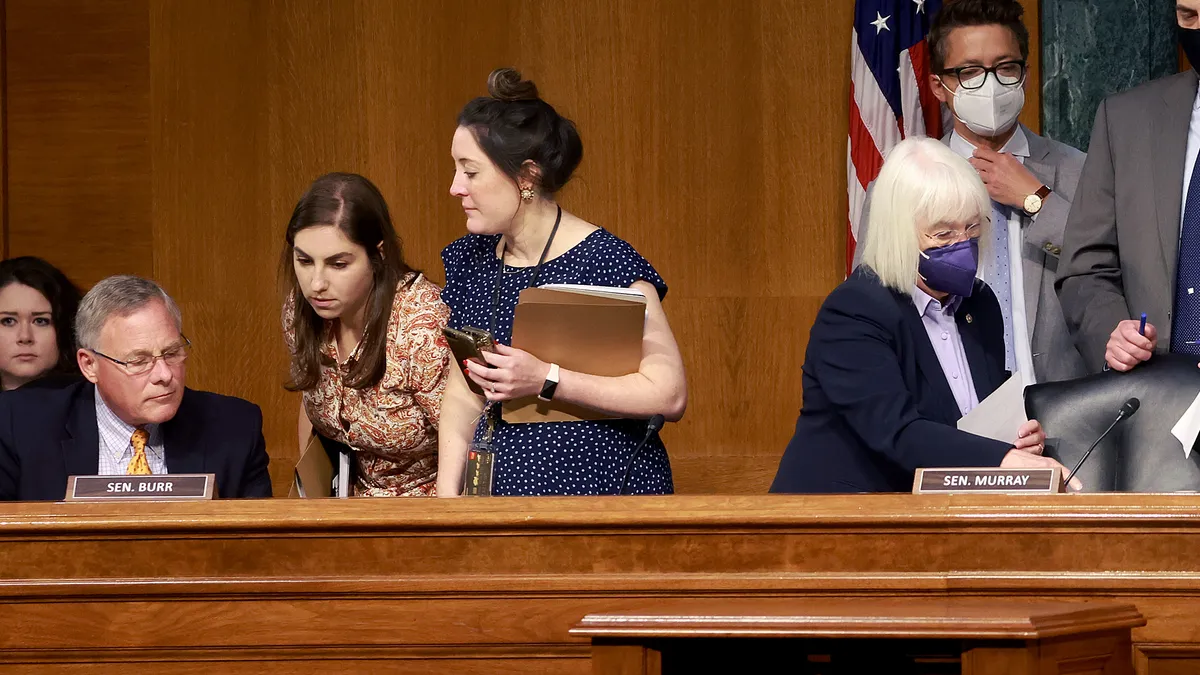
442, 326, 495, 396
461, 326, 496, 353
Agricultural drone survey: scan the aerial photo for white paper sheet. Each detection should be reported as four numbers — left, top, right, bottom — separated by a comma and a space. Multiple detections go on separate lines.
337, 450, 351, 498
956, 373, 1028, 444
1171, 391, 1200, 459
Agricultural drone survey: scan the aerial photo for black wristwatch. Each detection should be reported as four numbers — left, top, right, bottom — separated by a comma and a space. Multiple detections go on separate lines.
538, 363, 560, 401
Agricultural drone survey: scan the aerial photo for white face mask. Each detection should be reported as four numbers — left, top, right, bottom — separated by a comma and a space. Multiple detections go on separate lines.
942, 73, 1025, 137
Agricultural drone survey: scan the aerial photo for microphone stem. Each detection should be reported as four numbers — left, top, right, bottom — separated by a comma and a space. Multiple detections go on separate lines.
618, 427, 658, 495
1064, 414, 1124, 486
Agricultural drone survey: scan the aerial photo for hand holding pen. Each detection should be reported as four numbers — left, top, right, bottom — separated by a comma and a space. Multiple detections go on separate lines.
1104, 312, 1156, 372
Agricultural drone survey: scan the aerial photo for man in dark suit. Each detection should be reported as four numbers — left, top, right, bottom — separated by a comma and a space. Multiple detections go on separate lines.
1056, 1, 1200, 372
0, 275, 271, 501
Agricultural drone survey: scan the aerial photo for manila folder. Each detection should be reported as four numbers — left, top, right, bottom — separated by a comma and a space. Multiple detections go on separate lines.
290, 433, 334, 498
503, 286, 644, 423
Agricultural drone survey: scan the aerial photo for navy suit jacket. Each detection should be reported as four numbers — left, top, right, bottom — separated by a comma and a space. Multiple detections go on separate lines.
770, 269, 1013, 493
0, 382, 272, 501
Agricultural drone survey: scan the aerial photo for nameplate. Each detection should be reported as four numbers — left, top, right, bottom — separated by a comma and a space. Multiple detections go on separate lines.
64, 474, 216, 501
912, 467, 1062, 494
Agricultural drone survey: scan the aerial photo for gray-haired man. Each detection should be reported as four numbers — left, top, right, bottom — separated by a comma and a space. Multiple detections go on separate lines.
0, 275, 271, 500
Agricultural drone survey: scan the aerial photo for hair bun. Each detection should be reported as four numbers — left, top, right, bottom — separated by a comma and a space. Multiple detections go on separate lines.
487, 67, 539, 102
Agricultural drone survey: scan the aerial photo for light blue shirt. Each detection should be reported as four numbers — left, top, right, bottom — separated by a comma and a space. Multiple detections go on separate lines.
912, 286, 979, 417
95, 390, 166, 475
948, 129, 1033, 381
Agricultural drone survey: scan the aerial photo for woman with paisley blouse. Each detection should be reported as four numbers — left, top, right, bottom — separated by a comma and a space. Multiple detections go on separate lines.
281, 172, 452, 496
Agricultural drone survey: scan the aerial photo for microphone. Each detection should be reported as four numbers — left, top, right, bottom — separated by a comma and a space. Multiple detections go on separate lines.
1063, 397, 1140, 487
617, 414, 666, 495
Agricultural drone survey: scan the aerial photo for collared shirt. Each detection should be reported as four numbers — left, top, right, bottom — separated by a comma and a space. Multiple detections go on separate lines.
948, 127, 1035, 384
95, 390, 166, 475
1180, 86, 1200, 233
912, 286, 979, 417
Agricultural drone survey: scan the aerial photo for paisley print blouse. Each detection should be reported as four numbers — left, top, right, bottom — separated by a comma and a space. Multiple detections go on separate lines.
283, 273, 452, 496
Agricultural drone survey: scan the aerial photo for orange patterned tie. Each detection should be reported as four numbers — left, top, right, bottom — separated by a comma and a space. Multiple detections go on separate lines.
127, 428, 151, 476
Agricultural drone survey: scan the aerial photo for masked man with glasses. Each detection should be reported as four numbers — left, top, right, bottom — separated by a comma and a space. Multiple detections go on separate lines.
855, 0, 1088, 384
0, 275, 271, 500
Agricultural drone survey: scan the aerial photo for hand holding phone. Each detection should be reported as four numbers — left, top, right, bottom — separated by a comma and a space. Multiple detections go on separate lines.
442, 326, 496, 396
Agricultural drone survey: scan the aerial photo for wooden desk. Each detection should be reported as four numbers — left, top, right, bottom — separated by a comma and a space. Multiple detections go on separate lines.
572, 598, 1145, 674
1, 494, 1199, 674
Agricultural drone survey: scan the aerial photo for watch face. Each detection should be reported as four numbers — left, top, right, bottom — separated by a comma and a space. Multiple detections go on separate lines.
1024, 194, 1042, 213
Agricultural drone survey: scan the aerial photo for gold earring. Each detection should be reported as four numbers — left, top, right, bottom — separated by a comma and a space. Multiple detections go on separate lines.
520, 187, 535, 202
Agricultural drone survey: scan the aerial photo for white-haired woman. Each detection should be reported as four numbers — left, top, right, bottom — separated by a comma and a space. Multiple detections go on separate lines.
770, 137, 1079, 493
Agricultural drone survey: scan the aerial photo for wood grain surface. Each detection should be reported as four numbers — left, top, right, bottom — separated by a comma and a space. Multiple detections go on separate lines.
0, 494, 1179, 675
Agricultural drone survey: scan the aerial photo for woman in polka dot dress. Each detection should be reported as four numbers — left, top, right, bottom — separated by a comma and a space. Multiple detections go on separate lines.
436, 68, 688, 497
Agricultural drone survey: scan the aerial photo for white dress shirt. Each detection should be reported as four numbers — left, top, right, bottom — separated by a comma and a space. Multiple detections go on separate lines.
95, 390, 166, 475
949, 128, 1035, 384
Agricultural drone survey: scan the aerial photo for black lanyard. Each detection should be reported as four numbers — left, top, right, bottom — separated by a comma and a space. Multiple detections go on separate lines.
488, 205, 563, 337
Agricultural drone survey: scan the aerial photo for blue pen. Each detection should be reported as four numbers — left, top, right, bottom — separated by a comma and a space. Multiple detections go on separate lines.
1106, 313, 1152, 370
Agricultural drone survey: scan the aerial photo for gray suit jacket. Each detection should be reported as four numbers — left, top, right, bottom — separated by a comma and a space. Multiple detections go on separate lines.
1056, 70, 1198, 372
852, 125, 1088, 383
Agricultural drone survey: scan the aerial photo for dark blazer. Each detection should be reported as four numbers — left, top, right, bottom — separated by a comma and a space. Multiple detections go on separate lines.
0, 381, 272, 501
1057, 69, 1199, 370
770, 269, 1013, 493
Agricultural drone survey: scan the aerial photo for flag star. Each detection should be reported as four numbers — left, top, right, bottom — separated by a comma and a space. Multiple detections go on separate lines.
914, 0, 926, 13
871, 11, 891, 34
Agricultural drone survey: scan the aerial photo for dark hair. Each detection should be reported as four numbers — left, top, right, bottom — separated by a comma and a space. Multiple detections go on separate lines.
280, 172, 417, 391
457, 67, 583, 195
928, 0, 1030, 74
0, 256, 82, 382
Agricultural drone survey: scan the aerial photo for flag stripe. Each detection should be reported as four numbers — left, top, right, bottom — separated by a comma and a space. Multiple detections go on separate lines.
847, 144, 869, 269
847, 0, 943, 274
908, 40, 943, 138
898, 47, 927, 139
850, 29, 901, 155
849, 82, 885, 191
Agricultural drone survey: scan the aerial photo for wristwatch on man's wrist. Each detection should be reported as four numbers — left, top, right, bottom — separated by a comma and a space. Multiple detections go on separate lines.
1023, 184, 1052, 215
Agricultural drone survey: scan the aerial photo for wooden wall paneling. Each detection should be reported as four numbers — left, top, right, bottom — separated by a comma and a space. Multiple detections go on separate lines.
148, 0, 290, 487
0, 0, 6, 259
143, 0, 855, 495
263, 0, 515, 282
1, 0, 1038, 495
511, 0, 853, 493
1018, 0, 1042, 134
150, 0, 515, 493
4, 0, 151, 288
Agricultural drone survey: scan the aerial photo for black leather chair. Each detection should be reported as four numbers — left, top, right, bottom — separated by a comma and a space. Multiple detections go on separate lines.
1024, 354, 1200, 492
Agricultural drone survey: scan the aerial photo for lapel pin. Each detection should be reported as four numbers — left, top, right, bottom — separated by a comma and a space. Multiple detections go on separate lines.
965, 313, 973, 324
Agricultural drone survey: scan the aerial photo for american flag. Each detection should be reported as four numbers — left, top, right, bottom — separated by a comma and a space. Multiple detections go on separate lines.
848, 0, 945, 272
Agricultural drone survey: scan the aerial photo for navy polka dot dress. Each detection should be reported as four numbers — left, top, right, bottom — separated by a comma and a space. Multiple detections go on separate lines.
441, 229, 674, 496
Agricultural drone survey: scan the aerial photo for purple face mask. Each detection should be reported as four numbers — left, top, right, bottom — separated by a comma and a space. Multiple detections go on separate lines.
918, 238, 979, 297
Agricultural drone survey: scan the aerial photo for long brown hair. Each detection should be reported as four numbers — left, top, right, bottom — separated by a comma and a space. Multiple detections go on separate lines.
280, 173, 416, 391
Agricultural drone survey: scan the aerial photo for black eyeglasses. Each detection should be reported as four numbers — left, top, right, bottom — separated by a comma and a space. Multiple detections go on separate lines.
939, 60, 1027, 90
91, 336, 192, 376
